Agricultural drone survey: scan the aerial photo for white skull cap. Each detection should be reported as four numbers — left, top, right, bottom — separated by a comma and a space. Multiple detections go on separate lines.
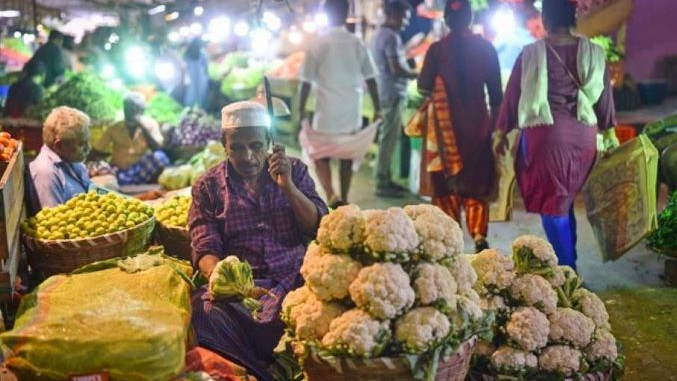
221, 101, 270, 130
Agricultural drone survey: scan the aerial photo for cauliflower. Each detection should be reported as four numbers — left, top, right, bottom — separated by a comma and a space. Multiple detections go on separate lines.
491, 346, 538, 371
446, 254, 478, 292
288, 293, 347, 341
458, 295, 483, 322
572, 289, 610, 328
395, 307, 451, 353
363, 208, 420, 262
413, 263, 457, 309
349, 263, 415, 319
512, 235, 558, 272
506, 307, 550, 352
585, 329, 618, 362
538, 345, 582, 375
509, 274, 558, 314
317, 205, 365, 252
403, 204, 464, 260
479, 294, 508, 312
463, 288, 481, 305
548, 266, 566, 288
281, 286, 312, 320
471, 249, 515, 293
321, 309, 391, 357
548, 308, 595, 348
300, 243, 361, 301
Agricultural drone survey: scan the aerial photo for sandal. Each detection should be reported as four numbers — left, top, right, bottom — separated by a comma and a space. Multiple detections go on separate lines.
474, 238, 489, 253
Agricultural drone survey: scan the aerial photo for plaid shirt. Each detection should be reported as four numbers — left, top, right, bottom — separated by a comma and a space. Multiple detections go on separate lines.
189, 158, 328, 292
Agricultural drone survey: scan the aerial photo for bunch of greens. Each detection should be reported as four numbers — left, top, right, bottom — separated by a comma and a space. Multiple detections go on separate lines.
146, 92, 183, 125
209, 256, 271, 318
26, 71, 123, 121
590, 36, 624, 63
647, 191, 677, 253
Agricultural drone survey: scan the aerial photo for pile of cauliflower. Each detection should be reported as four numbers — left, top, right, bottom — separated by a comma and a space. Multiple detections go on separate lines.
470, 235, 622, 379
281, 204, 483, 361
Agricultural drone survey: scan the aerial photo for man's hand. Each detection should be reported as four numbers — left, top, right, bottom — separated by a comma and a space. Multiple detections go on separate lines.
268, 144, 293, 191
199, 254, 220, 279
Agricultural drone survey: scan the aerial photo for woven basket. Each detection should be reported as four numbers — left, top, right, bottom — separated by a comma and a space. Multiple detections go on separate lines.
467, 370, 613, 381
23, 217, 156, 277
155, 221, 191, 261
303, 337, 476, 381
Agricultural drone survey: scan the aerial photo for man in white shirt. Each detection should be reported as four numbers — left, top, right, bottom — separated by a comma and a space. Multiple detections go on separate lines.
298, 0, 380, 208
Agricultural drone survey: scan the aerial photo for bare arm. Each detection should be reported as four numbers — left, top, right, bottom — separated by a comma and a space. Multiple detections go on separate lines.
298, 81, 312, 121
366, 78, 381, 120
388, 57, 418, 79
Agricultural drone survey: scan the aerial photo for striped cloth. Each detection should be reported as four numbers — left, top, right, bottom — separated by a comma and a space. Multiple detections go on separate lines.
116, 150, 170, 186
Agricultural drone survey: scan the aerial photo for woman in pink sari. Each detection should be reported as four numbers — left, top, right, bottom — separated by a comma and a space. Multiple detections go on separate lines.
495, 0, 618, 269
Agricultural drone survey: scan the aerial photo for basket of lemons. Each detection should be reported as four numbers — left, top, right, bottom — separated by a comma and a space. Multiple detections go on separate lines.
154, 195, 192, 261
21, 191, 156, 277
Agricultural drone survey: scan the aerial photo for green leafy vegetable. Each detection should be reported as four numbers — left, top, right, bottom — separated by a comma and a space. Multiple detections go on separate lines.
591, 36, 624, 63
647, 191, 677, 252
209, 256, 270, 318
146, 92, 183, 125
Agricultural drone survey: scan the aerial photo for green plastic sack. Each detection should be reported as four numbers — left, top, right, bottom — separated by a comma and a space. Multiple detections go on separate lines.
582, 134, 659, 261
0, 262, 192, 380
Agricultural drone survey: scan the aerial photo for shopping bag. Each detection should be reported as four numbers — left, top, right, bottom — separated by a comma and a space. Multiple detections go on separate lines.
490, 130, 520, 222
582, 134, 659, 261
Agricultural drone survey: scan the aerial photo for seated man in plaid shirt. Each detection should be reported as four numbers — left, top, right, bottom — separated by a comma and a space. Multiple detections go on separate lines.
188, 101, 328, 380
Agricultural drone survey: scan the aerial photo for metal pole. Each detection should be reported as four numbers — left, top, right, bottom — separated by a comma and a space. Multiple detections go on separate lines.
32, 0, 38, 33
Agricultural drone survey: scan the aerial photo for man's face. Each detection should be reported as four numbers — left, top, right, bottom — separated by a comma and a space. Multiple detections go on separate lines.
58, 129, 91, 163
396, 10, 412, 31
223, 127, 270, 179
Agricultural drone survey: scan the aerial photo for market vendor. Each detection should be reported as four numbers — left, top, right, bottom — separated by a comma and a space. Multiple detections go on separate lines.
3, 60, 46, 118
91, 92, 169, 185
188, 101, 328, 380
29, 106, 92, 212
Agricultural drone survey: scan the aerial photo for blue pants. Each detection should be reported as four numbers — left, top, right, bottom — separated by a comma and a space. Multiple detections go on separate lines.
116, 150, 170, 185
541, 208, 578, 269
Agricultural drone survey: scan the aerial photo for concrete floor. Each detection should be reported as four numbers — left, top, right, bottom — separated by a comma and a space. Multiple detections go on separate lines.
285, 142, 670, 293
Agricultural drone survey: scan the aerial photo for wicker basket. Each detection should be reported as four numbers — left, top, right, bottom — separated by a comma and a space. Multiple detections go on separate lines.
155, 221, 191, 261
23, 217, 156, 277
303, 337, 476, 381
467, 370, 613, 381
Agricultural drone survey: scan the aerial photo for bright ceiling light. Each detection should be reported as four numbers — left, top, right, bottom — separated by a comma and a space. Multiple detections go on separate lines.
263, 11, 282, 31
314, 12, 329, 27
104, 42, 112, 50
0, 10, 20, 18
190, 22, 203, 35
179, 26, 190, 37
288, 29, 303, 45
234, 21, 249, 37
491, 8, 516, 34
148, 5, 166, 15
155, 61, 176, 80
194, 6, 204, 16
22, 33, 35, 43
12, 31, 21, 39
108, 33, 119, 43
101, 64, 115, 79
168, 31, 180, 42
125, 46, 148, 78
165, 11, 179, 21
302, 20, 316, 33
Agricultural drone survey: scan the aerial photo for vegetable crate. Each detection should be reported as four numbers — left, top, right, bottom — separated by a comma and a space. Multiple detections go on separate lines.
0, 119, 42, 158
0, 144, 25, 302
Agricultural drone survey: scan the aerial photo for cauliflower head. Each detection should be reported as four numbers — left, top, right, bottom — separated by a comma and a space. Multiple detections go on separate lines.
363, 208, 420, 262
317, 205, 365, 252
506, 307, 550, 352
446, 254, 478, 292
479, 294, 508, 312
585, 329, 618, 363
281, 286, 312, 320
491, 346, 538, 371
458, 294, 483, 322
538, 345, 582, 376
512, 235, 558, 272
301, 244, 362, 301
395, 307, 451, 353
403, 204, 464, 260
509, 274, 558, 314
413, 262, 457, 308
289, 293, 347, 341
349, 262, 415, 319
471, 249, 515, 293
321, 309, 391, 357
572, 288, 610, 329
548, 266, 566, 288
548, 308, 595, 348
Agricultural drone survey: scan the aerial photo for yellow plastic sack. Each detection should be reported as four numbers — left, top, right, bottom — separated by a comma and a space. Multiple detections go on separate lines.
0, 262, 192, 380
582, 134, 659, 261
490, 130, 520, 222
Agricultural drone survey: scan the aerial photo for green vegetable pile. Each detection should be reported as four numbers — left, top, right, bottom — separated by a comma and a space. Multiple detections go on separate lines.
591, 36, 624, 63
209, 256, 271, 318
26, 72, 123, 121
2, 37, 32, 57
146, 92, 183, 125
647, 191, 677, 254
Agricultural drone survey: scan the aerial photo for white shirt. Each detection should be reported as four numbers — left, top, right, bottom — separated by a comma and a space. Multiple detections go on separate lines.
299, 27, 377, 134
